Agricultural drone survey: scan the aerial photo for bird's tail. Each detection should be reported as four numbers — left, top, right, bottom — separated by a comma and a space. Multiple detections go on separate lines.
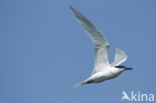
73, 81, 87, 88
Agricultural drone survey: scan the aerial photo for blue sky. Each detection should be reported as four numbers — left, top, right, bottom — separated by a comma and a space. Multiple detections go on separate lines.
0, 0, 156, 103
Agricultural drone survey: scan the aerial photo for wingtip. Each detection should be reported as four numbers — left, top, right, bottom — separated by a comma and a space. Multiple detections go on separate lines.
69, 5, 74, 10
69, 5, 78, 13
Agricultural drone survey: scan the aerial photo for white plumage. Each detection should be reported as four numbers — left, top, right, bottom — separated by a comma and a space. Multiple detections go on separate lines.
70, 6, 133, 87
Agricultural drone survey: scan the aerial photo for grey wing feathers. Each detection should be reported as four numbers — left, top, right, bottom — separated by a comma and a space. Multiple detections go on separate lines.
70, 6, 110, 74
69, 6, 109, 45
111, 48, 127, 67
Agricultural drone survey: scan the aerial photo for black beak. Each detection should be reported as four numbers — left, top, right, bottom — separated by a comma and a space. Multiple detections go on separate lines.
125, 68, 134, 70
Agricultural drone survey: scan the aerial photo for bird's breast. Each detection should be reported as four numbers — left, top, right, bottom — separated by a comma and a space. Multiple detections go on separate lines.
89, 70, 121, 83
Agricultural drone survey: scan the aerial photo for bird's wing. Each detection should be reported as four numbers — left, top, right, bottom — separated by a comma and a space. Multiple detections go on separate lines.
111, 48, 127, 67
70, 6, 110, 74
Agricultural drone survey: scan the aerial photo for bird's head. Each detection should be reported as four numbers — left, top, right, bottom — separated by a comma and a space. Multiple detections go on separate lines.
115, 65, 134, 72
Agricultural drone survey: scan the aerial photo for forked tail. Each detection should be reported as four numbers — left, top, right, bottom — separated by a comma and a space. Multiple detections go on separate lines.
73, 81, 87, 87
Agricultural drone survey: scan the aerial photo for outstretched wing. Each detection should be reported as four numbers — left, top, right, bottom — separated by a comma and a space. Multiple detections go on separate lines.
111, 48, 127, 67
70, 6, 110, 74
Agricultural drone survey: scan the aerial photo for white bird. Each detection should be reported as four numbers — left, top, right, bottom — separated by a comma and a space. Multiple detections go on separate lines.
69, 6, 133, 87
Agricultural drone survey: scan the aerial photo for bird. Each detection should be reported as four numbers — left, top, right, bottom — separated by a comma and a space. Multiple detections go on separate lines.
121, 91, 131, 101
69, 6, 134, 87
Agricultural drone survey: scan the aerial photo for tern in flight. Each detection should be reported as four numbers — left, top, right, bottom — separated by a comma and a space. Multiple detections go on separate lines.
70, 6, 134, 87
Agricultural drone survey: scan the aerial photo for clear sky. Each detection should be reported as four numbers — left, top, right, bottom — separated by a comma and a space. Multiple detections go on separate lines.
0, 0, 156, 103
